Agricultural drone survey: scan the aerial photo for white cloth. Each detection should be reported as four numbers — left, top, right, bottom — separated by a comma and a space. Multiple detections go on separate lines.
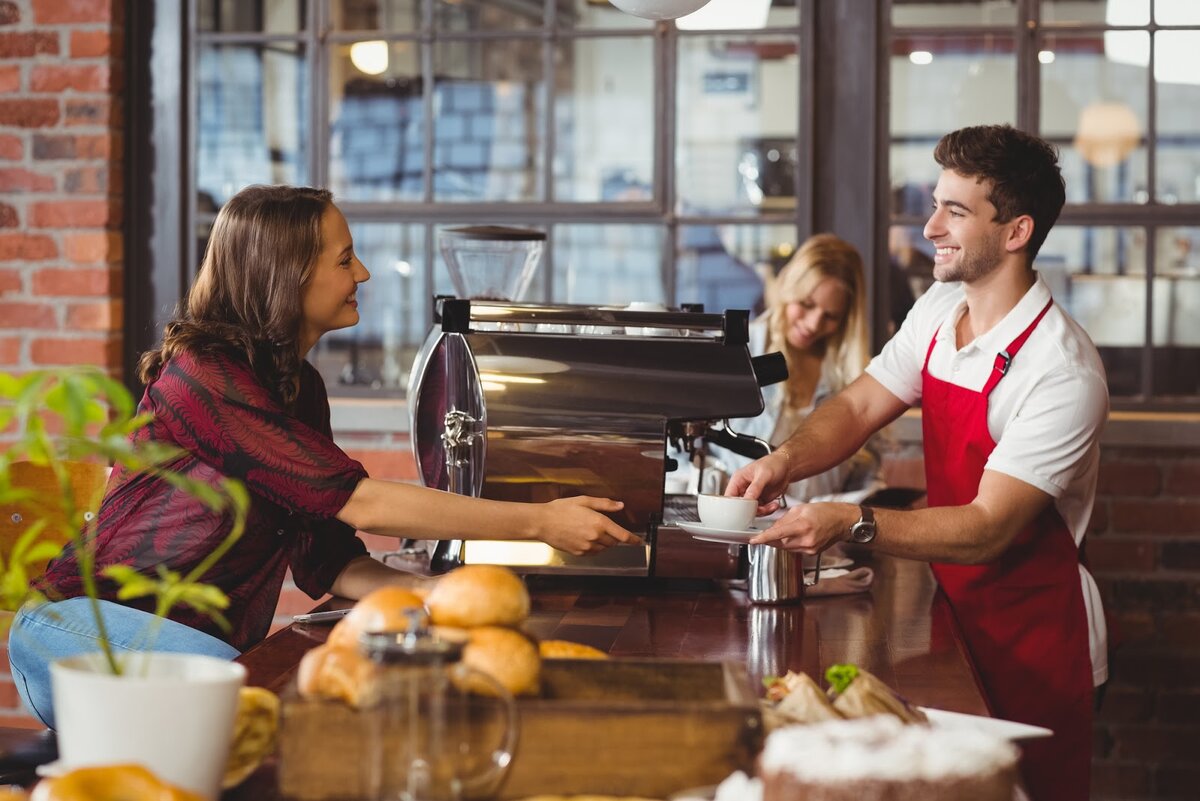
865, 274, 1110, 686
714, 319, 886, 506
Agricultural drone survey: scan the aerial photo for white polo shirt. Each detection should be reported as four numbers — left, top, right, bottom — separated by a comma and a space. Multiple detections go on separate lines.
866, 274, 1110, 686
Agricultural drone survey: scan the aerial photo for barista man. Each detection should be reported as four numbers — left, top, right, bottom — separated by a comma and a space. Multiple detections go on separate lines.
726, 124, 1108, 801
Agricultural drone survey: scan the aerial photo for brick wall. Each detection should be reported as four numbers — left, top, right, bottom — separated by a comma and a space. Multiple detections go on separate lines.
885, 439, 1200, 801
0, 0, 124, 728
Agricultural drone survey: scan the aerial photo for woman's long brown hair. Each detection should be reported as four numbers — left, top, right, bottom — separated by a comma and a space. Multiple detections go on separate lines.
138, 185, 333, 407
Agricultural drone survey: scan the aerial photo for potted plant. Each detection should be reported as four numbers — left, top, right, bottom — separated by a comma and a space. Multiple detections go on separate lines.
1, 366, 251, 800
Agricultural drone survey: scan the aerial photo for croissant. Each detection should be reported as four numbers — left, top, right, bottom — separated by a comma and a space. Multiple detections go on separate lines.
828, 666, 928, 725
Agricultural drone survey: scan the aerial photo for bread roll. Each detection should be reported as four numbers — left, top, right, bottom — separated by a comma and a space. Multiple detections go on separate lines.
326, 587, 426, 649
458, 626, 541, 697
426, 565, 530, 628
30, 765, 204, 801
296, 643, 379, 707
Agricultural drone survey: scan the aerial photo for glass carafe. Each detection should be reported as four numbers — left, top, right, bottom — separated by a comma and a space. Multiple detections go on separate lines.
360, 613, 517, 801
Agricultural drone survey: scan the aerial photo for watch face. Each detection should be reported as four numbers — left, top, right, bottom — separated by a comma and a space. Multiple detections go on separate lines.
851, 521, 876, 543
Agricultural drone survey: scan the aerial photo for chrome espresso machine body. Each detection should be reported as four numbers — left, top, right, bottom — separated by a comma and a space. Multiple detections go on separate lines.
408, 298, 786, 577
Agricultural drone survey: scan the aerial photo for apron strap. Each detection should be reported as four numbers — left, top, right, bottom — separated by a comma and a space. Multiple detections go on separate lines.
982, 299, 1054, 396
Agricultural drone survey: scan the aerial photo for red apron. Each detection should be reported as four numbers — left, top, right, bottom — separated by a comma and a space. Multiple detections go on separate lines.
922, 300, 1094, 801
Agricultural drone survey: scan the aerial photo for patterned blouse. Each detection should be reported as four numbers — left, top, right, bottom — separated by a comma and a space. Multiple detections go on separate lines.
38, 348, 368, 651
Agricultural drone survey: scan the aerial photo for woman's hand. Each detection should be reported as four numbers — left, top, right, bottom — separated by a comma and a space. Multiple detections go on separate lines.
748, 501, 856, 554
534, 496, 639, 556
725, 450, 792, 515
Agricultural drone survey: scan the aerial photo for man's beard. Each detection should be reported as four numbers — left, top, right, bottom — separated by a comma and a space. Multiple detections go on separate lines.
934, 227, 1006, 283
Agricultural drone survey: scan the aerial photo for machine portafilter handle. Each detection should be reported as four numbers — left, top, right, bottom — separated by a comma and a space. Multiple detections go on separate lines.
751, 352, 788, 388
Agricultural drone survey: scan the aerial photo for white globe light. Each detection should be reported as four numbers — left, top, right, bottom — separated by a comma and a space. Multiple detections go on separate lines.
608, 0, 712, 21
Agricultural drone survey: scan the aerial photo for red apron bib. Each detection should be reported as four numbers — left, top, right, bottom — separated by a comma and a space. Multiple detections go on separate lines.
922, 300, 1094, 801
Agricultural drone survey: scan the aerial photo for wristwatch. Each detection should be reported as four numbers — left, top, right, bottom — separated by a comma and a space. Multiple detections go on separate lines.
849, 505, 877, 544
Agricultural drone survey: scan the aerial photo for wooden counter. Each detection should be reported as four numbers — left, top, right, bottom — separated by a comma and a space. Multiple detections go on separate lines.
238, 551, 988, 715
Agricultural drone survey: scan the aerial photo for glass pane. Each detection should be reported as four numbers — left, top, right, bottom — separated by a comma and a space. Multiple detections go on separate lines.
676, 34, 800, 216
890, 35, 1016, 215
1040, 225, 1145, 397
1152, 227, 1200, 396
432, 40, 545, 202
676, 224, 783, 313
552, 225, 665, 305
1155, 31, 1200, 204
332, 0, 420, 32
887, 224, 934, 328
328, 41, 424, 201
553, 37, 654, 202
563, 0, 655, 29
196, 43, 308, 209
312, 222, 428, 398
1157, 0, 1200, 24
435, 0, 542, 32
891, 0, 1016, 27
1039, 32, 1149, 204
1042, 0, 1147, 25
198, 0, 304, 32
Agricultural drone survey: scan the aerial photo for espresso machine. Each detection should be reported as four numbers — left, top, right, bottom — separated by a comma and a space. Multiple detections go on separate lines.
407, 297, 787, 577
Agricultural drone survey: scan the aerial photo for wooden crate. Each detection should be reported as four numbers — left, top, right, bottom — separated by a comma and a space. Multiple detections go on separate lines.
278, 658, 762, 800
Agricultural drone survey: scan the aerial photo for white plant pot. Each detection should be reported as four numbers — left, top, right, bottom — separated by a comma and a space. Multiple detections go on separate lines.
51, 651, 245, 800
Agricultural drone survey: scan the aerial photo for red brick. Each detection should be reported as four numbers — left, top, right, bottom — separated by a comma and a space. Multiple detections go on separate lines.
1111, 724, 1200, 761
32, 266, 115, 296
0, 711, 48, 730
274, 585, 327, 617
1162, 541, 1200, 572
344, 447, 419, 481
0, 335, 19, 363
0, 301, 56, 328
69, 29, 114, 57
0, 233, 56, 261
64, 98, 113, 126
29, 199, 118, 228
1097, 461, 1162, 497
0, 2, 18, 26
1110, 610, 1156, 645
30, 336, 120, 368
0, 269, 18, 293
63, 165, 107, 193
0, 134, 20, 159
1089, 761, 1150, 797
32, 0, 113, 24
0, 202, 15, 227
30, 64, 110, 93
1112, 499, 1200, 534
1165, 461, 1200, 496
0, 99, 58, 128
0, 167, 54, 192
0, 64, 18, 93
1109, 578, 1196, 610
1112, 649, 1200, 690
1095, 687, 1154, 724
64, 231, 120, 264
1157, 691, 1200, 725
66, 299, 120, 330
0, 31, 58, 57
1087, 537, 1156, 573
32, 132, 115, 160
1089, 499, 1110, 533
1158, 763, 1200, 796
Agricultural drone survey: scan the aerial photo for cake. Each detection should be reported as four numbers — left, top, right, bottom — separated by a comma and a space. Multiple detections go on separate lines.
759, 716, 1018, 801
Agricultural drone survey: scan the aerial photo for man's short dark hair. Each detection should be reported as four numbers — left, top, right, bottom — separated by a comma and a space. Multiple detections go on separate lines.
933, 124, 1066, 260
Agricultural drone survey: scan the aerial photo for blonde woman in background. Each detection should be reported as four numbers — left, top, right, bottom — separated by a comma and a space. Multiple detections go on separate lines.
714, 233, 885, 506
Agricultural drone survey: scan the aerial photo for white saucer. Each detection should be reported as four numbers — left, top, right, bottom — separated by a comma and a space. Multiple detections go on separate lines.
920, 707, 1053, 741
678, 521, 766, 544
36, 759, 66, 778
804, 555, 853, 571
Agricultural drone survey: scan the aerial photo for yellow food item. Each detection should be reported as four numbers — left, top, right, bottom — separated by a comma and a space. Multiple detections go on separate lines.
222, 686, 281, 788
326, 587, 426, 649
516, 796, 661, 801
425, 565, 530, 628
0, 788, 28, 801
30, 764, 204, 801
296, 643, 380, 707
459, 626, 541, 697
538, 639, 608, 660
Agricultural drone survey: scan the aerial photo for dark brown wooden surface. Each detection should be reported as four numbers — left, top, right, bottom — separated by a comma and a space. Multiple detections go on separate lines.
238, 551, 988, 715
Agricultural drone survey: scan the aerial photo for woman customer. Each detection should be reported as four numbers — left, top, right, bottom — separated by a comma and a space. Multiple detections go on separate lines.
714, 233, 883, 506
10, 185, 636, 728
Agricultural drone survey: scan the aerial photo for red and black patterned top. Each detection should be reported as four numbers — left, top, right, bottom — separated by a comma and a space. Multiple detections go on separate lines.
38, 348, 369, 651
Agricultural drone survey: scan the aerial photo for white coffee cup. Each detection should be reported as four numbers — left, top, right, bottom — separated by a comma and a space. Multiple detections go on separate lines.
697, 493, 757, 531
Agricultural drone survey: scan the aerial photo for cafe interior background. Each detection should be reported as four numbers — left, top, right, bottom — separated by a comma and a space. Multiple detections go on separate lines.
0, 0, 1197, 796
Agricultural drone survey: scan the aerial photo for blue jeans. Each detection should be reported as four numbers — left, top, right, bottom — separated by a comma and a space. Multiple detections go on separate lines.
8, 598, 240, 730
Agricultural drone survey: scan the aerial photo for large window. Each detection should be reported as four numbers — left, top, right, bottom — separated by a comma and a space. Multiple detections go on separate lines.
191, 0, 807, 398
889, 0, 1200, 406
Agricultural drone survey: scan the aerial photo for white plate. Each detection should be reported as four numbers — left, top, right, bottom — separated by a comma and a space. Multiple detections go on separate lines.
679, 521, 767, 544
35, 760, 66, 778
921, 707, 1054, 741
804, 555, 853, 571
